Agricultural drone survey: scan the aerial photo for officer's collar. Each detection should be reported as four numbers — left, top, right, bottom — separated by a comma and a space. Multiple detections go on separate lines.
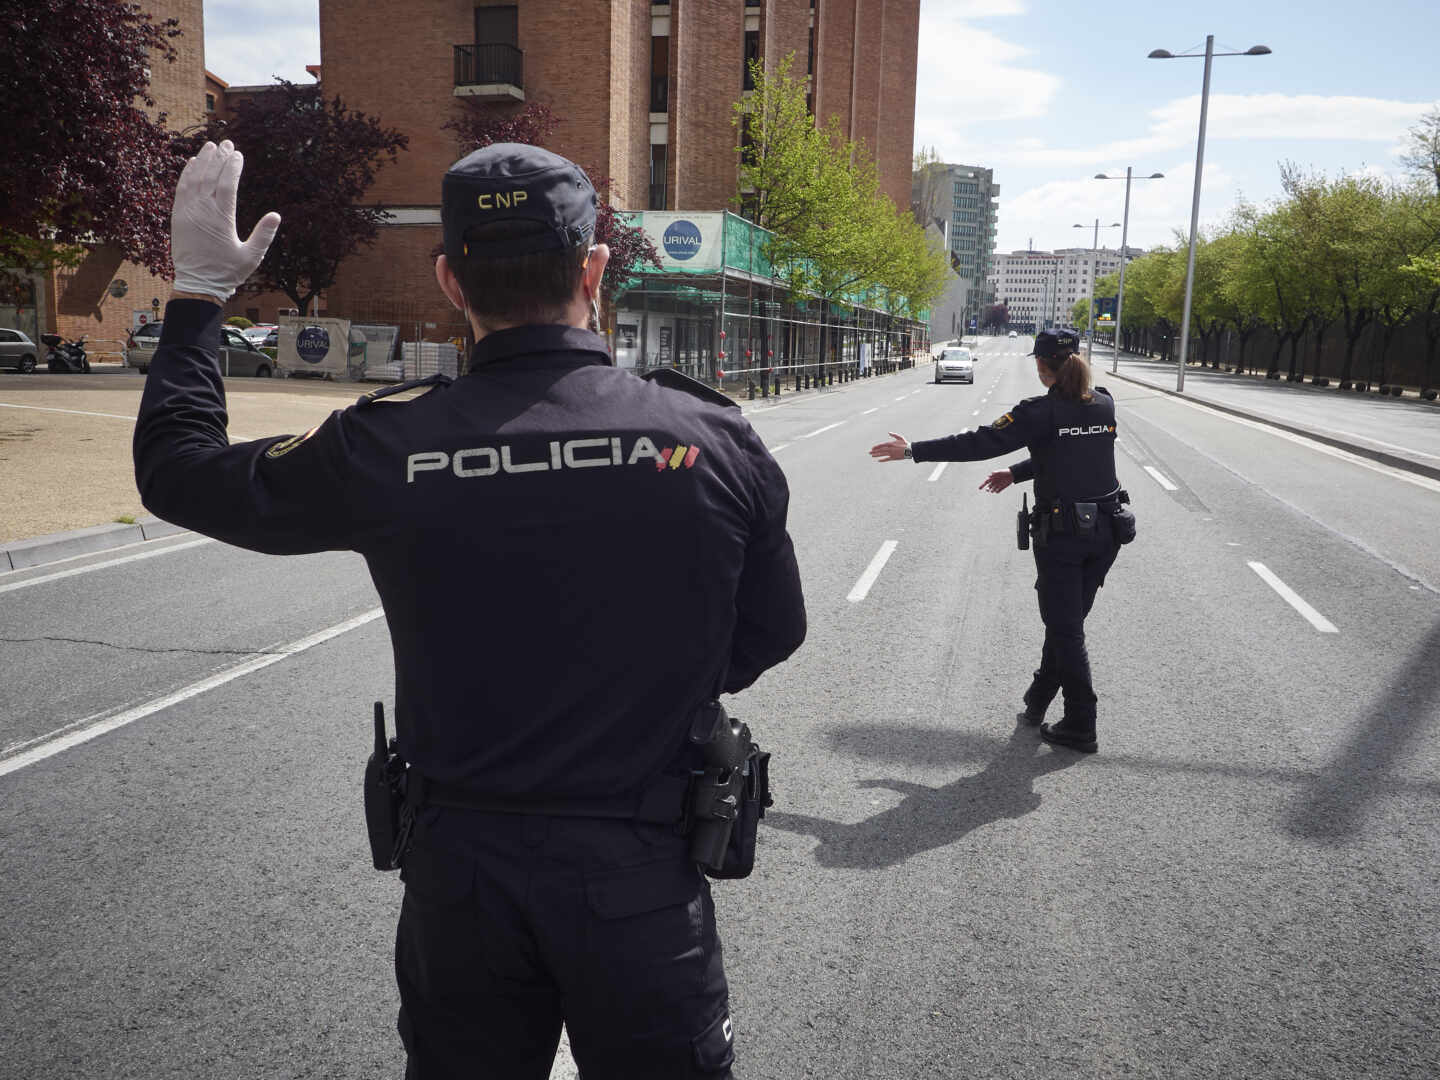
466, 324, 611, 372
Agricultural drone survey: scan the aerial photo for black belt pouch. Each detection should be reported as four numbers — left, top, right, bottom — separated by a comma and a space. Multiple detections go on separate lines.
706, 746, 772, 880
1073, 502, 1099, 538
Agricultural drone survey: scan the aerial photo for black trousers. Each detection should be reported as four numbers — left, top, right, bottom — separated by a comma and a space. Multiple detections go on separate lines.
395, 808, 735, 1079
1029, 517, 1120, 728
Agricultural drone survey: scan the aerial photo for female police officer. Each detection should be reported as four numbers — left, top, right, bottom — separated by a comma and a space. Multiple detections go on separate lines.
869, 330, 1132, 753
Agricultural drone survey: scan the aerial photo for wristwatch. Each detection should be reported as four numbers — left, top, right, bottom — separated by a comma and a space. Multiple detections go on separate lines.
902, 446, 913, 459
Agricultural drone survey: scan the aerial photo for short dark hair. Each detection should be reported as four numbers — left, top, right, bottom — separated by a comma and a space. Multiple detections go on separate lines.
449, 220, 588, 329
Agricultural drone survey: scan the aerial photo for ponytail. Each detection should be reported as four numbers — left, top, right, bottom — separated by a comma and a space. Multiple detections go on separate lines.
1041, 350, 1093, 401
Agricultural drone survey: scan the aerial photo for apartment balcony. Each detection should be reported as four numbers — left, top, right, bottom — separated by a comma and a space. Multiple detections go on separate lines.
454, 43, 524, 101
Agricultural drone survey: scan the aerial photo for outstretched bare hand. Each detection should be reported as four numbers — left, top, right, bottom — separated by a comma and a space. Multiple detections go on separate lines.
870, 432, 910, 462
979, 469, 1013, 493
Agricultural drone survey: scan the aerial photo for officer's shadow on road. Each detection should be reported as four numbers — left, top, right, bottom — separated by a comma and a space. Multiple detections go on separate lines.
763, 720, 1083, 870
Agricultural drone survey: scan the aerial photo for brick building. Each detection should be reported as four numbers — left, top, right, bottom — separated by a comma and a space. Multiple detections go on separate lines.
316, 0, 922, 338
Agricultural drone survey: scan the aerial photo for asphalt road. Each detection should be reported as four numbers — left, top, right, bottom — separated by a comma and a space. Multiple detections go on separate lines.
3, 337, 1438, 1079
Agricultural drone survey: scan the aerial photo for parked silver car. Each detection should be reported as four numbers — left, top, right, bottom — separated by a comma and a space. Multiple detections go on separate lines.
126, 323, 276, 377
0, 328, 41, 373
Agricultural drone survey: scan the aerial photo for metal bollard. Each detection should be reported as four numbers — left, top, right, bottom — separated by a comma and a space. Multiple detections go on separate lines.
747, 379, 756, 400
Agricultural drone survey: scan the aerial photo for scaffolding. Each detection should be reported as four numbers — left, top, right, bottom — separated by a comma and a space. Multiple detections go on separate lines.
612, 211, 929, 393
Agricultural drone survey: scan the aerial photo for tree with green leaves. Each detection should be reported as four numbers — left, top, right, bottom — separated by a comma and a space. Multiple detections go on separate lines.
734, 54, 946, 362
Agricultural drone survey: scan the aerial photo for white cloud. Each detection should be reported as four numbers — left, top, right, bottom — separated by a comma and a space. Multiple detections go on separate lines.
913, 1, 1059, 157
1003, 94, 1433, 169
996, 159, 1241, 252
205, 1, 320, 87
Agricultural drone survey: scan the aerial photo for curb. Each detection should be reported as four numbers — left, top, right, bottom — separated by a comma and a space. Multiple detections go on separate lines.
1, 517, 190, 573
1111, 369, 1440, 484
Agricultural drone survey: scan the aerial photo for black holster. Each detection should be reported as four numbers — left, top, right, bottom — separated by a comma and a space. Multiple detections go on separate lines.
1016, 493, 1030, 551
687, 701, 772, 879
363, 701, 412, 872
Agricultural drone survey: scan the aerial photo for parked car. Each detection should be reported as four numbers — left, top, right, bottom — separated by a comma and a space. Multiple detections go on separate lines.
934, 346, 974, 384
126, 323, 276, 377
124, 322, 164, 369
0, 328, 40, 373
242, 324, 276, 344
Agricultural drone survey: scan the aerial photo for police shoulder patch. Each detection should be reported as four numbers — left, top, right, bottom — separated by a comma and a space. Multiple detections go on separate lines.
356, 373, 453, 408
264, 426, 319, 459
991, 412, 1015, 429
641, 367, 740, 410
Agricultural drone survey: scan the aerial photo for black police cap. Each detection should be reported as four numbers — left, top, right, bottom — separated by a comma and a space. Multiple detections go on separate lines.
442, 143, 598, 261
1030, 329, 1081, 360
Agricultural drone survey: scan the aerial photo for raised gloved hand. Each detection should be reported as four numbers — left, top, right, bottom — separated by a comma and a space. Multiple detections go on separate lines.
171, 140, 281, 303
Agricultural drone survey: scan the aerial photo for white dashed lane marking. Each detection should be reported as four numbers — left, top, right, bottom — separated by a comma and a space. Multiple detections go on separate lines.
861, 407, 880, 415
927, 463, 948, 482
1247, 562, 1338, 633
847, 541, 898, 602
1144, 465, 1178, 491
768, 443, 791, 453
802, 422, 845, 439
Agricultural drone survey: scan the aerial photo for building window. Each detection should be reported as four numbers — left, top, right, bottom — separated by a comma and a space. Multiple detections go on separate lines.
743, 29, 760, 89
649, 143, 667, 210
204, 92, 215, 112
650, 34, 669, 111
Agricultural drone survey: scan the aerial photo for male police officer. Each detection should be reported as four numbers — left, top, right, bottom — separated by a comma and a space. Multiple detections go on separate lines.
135, 140, 806, 1078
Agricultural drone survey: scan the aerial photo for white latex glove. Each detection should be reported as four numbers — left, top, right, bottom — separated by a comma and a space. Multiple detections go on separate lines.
171, 140, 281, 303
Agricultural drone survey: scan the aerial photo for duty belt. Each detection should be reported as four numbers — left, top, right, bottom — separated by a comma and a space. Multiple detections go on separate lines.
403, 770, 693, 827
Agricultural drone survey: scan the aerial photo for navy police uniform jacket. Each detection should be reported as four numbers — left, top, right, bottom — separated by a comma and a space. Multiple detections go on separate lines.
911, 385, 1119, 502
134, 301, 806, 802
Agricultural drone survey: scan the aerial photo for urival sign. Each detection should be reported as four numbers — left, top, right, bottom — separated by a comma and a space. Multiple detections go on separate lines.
663, 219, 703, 260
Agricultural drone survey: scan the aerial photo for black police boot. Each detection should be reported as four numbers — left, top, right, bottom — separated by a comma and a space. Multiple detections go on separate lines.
1039, 721, 1097, 754
1021, 681, 1054, 726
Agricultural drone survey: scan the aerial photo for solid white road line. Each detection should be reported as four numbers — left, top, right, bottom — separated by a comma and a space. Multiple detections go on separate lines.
861, 407, 880, 415
0, 607, 387, 778
847, 540, 898, 603
0, 537, 215, 594
927, 463, 948, 483
802, 421, 845, 438
894, 395, 908, 402
1144, 465, 1178, 491
0, 401, 138, 422
1246, 562, 1338, 633
767, 443, 792, 453
1156, 389, 1440, 496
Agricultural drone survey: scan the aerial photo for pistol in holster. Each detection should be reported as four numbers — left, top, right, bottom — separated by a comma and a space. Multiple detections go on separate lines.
687, 701, 772, 880
363, 701, 414, 872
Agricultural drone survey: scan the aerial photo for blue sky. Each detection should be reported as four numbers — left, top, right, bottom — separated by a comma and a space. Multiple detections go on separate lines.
204, 0, 1438, 253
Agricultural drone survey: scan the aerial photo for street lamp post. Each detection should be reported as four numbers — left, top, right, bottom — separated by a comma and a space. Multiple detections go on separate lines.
1149, 36, 1271, 391
1073, 220, 1120, 364
1095, 169, 1164, 373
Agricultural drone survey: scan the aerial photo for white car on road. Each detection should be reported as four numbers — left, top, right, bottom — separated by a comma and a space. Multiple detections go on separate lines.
934, 346, 974, 384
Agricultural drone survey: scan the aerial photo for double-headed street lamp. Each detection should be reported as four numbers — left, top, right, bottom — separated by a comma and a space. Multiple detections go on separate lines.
1149, 36, 1271, 390
1095, 169, 1164, 373
1073, 220, 1120, 364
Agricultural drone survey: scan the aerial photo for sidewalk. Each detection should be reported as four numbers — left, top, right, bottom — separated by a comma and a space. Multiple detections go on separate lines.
1, 356, 925, 571
1101, 349, 1440, 483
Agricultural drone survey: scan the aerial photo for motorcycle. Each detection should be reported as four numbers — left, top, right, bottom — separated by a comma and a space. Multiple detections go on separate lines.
41, 334, 91, 373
